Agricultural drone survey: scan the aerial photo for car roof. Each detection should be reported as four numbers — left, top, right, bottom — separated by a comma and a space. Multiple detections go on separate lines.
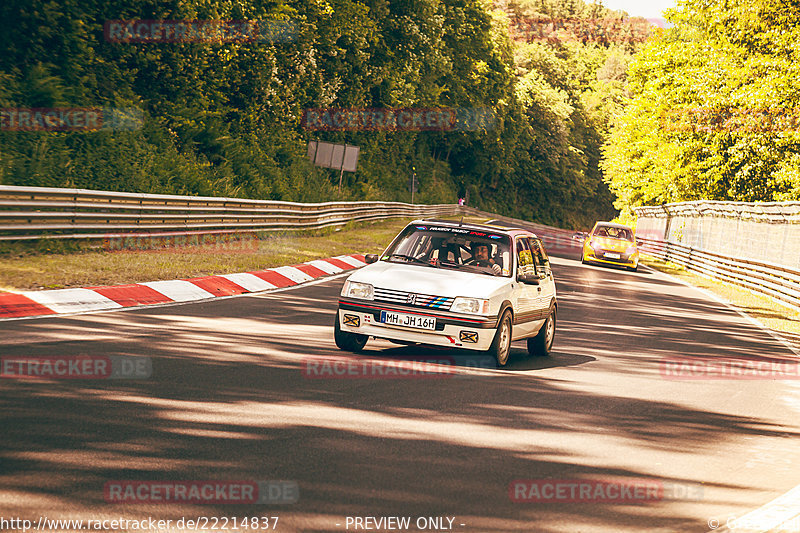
412, 218, 536, 238
593, 221, 633, 230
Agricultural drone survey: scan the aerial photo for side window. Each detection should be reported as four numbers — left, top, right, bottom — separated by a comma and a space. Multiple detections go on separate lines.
516, 237, 535, 276
530, 238, 549, 276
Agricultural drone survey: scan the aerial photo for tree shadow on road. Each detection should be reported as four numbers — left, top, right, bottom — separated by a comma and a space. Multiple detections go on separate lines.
0, 263, 798, 532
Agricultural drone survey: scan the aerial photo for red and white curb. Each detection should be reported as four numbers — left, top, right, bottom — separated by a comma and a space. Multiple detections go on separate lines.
0, 254, 366, 320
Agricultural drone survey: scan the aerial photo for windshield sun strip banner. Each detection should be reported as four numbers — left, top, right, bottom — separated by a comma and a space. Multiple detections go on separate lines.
414, 226, 506, 240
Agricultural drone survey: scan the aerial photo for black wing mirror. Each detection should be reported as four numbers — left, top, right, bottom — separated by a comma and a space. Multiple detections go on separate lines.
364, 254, 379, 264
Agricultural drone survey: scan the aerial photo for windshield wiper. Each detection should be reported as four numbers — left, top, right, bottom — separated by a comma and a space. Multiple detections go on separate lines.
388, 253, 428, 264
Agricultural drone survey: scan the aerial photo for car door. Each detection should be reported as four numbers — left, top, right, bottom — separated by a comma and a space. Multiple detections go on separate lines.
513, 236, 541, 339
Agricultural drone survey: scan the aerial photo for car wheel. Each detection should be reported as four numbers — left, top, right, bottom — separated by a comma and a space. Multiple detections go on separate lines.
488, 310, 512, 367
334, 312, 368, 352
628, 265, 638, 272
527, 307, 556, 357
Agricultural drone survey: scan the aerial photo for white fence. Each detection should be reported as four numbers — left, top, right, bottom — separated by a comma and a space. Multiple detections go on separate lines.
635, 201, 800, 269
635, 201, 800, 309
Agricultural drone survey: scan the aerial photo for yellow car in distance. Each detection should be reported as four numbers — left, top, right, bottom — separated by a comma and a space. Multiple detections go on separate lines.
581, 222, 639, 272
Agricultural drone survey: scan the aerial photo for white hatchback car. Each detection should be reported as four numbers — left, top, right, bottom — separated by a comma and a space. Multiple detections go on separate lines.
335, 219, 557, 366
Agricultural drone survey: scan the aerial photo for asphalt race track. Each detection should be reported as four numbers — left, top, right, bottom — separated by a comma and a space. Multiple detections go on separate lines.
2, 240, 800, 532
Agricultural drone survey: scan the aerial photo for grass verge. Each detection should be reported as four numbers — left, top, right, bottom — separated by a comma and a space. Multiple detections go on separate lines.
0, 215, 493, 291
641, 255, 800, 350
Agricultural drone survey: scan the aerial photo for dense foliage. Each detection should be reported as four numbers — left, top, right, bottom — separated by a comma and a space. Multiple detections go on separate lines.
0, 0, 646, 227
603, 0, 800, 218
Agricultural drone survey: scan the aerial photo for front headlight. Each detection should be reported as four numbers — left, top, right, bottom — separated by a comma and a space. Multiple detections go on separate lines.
451, 297, 490, 315
626, 245, 638, 255
342, 281, 373, 300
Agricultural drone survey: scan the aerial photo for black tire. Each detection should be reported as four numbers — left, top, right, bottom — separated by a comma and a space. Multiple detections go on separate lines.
527, 307, 556, 357
488, 310, 513, 367
628, 265, 638, 272
334, 312, 368, 352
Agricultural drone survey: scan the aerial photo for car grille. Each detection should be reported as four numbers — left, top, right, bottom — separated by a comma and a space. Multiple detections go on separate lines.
373, 287, 454, 311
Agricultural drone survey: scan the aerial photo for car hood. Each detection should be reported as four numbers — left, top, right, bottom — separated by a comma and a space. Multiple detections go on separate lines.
589, 237, 636, 252
347, 261, 509, 298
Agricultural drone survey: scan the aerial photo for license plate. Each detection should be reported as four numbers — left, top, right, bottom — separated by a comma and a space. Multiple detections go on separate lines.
604, 252, 621, 259
380, 311, 436, 330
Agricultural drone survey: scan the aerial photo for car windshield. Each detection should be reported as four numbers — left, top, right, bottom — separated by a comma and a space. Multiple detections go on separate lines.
594, 226, 633, 241
383, 224, 512, 277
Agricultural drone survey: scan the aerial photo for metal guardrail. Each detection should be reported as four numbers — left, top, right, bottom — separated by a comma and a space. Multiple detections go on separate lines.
635, 199, 800, 310
0, 185, 460, 241
4, 184, 794, 311
638, 237, 800, 310
635, 200, 800, 223
634, 200, 800, 270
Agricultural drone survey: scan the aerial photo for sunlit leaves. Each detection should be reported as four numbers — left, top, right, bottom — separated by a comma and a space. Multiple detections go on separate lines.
603, 0, 800, 212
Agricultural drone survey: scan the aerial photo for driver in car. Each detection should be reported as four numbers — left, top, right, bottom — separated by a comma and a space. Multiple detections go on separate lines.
467, 243, 502, 275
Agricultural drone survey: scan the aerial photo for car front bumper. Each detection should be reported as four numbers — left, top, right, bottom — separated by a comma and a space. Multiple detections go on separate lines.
583, 250, 638, 268
338, 299, 498, 351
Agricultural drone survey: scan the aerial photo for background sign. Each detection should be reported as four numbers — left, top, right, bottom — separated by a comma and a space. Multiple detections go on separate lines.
308, 141, 359, 172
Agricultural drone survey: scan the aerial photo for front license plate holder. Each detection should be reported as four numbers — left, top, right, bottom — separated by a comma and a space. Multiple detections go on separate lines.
604, 252, 621, 259
380, 311, 436, 330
